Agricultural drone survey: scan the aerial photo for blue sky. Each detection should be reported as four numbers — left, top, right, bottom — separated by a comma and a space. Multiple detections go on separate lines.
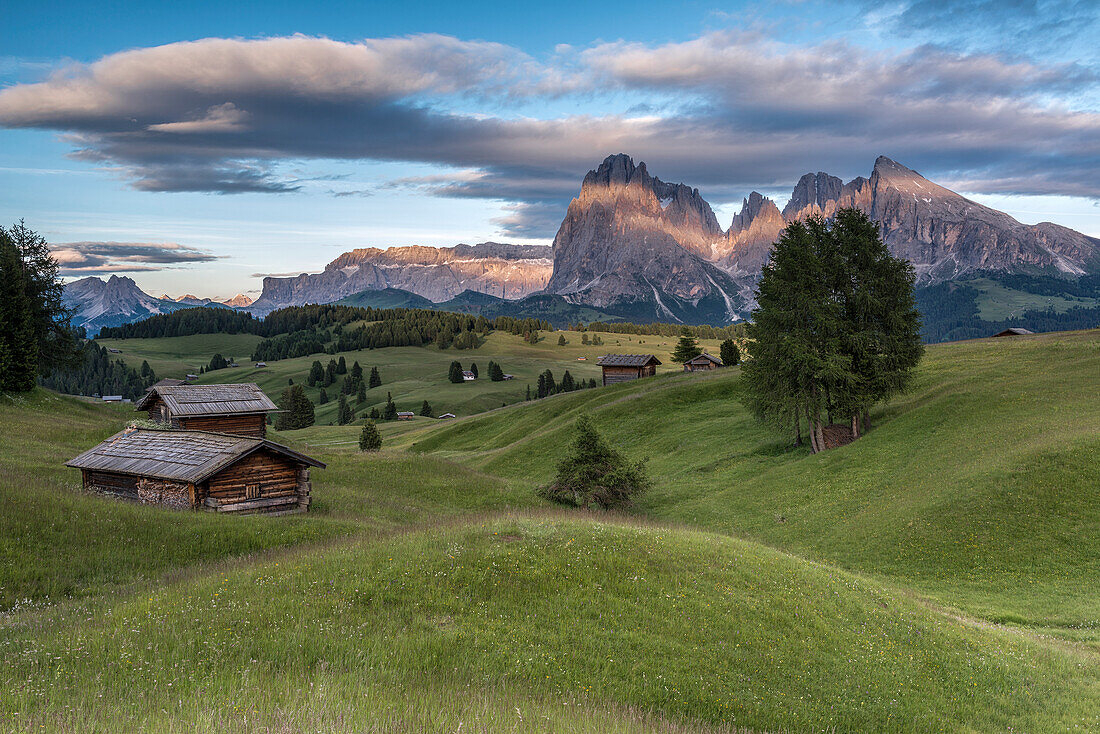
1, 0, 1098, 298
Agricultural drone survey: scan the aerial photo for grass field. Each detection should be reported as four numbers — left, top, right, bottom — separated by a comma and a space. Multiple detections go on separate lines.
969, 277, 1100, 320
3, 328, 1099, 732
99, 328, 729, 423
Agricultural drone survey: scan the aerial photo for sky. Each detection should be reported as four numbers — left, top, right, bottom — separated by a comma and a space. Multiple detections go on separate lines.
1, 0, 1098, 299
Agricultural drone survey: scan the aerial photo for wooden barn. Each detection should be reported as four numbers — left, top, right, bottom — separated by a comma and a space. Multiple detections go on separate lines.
992, 328, 1033, 337
136, 383, 277, 438
67, 428, 324, 515
683, 352, 723, 372
597, 354, 661, 385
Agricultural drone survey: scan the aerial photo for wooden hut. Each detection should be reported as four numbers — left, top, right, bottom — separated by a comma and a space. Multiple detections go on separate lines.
683, 352, 723, 372
136, 383, 277, 437
596, 354, 661, 385
145, 377, 190, 392
67, 428, 324, 515
992, 328, 1033, 337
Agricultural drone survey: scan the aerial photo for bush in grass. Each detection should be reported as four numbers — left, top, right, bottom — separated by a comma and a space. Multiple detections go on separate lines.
540, 415, 650, 509
358, 420, 382, 452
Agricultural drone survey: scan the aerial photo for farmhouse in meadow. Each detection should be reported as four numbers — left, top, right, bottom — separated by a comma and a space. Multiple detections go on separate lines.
136, 383, 277, 438
67, 427, 324, 514
597, 354, 661, 385
683, 352, 723, 372
992, 328, 1034, 337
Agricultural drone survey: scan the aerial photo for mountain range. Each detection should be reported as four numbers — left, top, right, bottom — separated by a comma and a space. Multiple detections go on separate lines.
64, 154, 1100, 337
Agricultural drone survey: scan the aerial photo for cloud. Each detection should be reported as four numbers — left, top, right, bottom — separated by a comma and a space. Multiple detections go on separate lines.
330, 188, 373, 197
52, 241, 220, 274
0, 30, 1098, 221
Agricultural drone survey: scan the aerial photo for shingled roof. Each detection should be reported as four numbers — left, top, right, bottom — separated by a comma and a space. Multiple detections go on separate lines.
596, 354, 662, 367
686, 352, 723, 365
135, 383, 278, 417
66, 428, 324, 484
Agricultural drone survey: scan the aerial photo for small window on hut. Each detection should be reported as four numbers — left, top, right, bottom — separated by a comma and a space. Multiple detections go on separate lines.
245, 484, 261, 499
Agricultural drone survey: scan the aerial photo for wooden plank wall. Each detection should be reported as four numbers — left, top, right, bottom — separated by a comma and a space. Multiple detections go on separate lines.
202, 449, 300, 506
602, 366, 642, 385
84, 469, 140, 498
179, 414, 266, 438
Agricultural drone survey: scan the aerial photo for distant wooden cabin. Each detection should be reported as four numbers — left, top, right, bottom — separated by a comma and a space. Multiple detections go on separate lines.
396, 411, 415, 421
462, 371, 476, 381
683, 352, 723, 372
992, 328, 1033, 337
136, 383, 278, 438
67, 428, 324, 515
438, 413, 456, 419
597, 354, 661, 385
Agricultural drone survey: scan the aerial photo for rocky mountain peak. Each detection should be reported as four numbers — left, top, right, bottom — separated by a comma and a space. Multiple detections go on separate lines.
782, 172, 843, 220
729, 192, 782, 234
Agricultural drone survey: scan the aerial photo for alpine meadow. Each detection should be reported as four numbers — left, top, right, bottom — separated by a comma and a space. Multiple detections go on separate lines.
3, 2, 1100, 731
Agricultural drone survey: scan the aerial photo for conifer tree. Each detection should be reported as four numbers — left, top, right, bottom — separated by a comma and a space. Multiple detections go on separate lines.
325, 360, 337, 386
356, 381, 367, 405
671, 328, 702, 363
528, 330, 540, 344
540, 415, 650, 509
469, 362, 478, 379
581, 333, 590, 345
558, 334, 567, 346
350, 360, 363, 383
525, 384, 531, 400
308, 360, 324, 387
336, 355, 347, 374
369, 366, 381, 388
489, 361, 505, 381
358, 420, 382, 452
560, 370, 576, 392
383, 392, 397, 420
369, 406, 380, 420
319, 387, 329, 405
419, 400, 432, 417
720, 339, 740, 366
337, 394, 353, 425
448, 361, 464, 383
275, 384, 315, 430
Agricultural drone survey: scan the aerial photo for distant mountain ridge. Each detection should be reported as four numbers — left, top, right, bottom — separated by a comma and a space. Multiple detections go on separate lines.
248, 242, 553, 316
63, 275, 191, 335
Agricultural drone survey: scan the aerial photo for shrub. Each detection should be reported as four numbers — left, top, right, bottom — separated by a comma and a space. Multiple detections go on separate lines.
539, 415, 650, 509
358, 420, 382, 452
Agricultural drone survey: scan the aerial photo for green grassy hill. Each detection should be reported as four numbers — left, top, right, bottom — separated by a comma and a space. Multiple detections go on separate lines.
2, 329, 1098, 732
98, 328, 727, 422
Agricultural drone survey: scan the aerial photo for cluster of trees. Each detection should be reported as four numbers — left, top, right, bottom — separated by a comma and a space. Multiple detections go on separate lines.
579, 332, 603, 346
1, 222, 81, 392
204, 353, 237, 372
308, 358, 381, 403
98, 308, 259, 339
486, 360, 506, 381
40, 341, 158, 400
531, 369, 596, 399
492, 316, 553, 335
741, 209, 923, 453
250, 329, 329, 362
581, 321, 746, 340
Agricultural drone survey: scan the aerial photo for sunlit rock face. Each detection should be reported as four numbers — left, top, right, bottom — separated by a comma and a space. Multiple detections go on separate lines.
249, 243, 553, 315
63, 275, 186, 334
789, 157, 1100, 283
722, 192, 787, 277
546, 154, 744, 320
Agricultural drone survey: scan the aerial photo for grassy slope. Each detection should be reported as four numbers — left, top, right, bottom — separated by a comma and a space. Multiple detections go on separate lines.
4, 330, 1099, 731
3, 516, 1095, 733
969, 277, 1100, 320
409, 329, 1100, 628
99, 329, 726, 424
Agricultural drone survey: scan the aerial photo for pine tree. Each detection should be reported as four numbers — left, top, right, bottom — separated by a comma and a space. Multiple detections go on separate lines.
419, 400, 432, 417
540, 415, 650, 509
489, 361, 505, 381
337, 394, 353, 425
369, 406, 380, 420
350, 360, 363, 383
369, 366, 381, 388
383, 392, 397, 420
308, 360, 324, 387
528, 330, 540, 344
288, 377, 294, 385
525, 384, 531, 400
671, 328, 703, 363
336, 356, 347, 374
560, 370, 575, 392
720, 339, 740, 366
325, 360, 337, 386
581, 333, 590, 345
448, 361, 464, 383
557, 334, 567, 346
319, 387, 329, 405
358, 420, 382, 452
275, 384, 315, 430
356, 381, 367, 405
469, 362, 478, 379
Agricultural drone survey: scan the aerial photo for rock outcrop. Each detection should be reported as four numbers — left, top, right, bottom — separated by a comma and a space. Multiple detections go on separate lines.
723, 192, 787, 276
249, 242, 552, 315
546, 154, 745, 322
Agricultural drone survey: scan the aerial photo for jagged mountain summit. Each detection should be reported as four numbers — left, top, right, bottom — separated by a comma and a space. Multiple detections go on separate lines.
546, 153, 745, 323
63, 275, 189, 335
248, 242, 553, 316
544, 154, 1100, 323
222, 294, 254, 308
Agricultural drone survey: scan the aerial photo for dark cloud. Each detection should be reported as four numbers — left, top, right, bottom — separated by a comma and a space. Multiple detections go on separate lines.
52, 241, 220, 274
1, 31, 1098, 232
